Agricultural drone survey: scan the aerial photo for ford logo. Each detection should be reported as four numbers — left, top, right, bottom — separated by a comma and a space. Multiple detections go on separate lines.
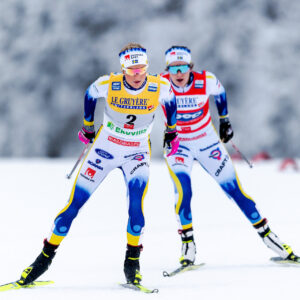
95, 148, 114, 159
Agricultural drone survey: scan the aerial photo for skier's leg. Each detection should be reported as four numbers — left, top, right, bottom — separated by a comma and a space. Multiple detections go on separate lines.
121, 149, 151, 284
196, 128, 299, 259
20, 129, 116, 284
166, 145, 196, 265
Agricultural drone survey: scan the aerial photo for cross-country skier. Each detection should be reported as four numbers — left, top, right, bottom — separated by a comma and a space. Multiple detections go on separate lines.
161, 45, 300, 268
18, 43, 178, 287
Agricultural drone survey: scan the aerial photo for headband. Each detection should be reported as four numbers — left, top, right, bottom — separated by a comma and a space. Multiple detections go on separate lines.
165, 46, 191, 66
119, 48, 148, 69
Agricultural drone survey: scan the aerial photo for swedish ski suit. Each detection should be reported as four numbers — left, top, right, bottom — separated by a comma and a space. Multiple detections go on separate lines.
162, 71, 263, 230
48, 73, 177, 247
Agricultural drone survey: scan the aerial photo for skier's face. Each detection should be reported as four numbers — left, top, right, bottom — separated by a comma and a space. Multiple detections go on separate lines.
168, 61, 191, 87
123, 64, 147, 89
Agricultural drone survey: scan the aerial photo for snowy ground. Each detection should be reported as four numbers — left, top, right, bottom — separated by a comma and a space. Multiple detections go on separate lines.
0, 158, 299, 300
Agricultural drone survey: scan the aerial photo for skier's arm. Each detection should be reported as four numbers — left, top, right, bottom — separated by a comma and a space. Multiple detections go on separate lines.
159, 77, 179, 156
159, 77, 177, 129
206, 72, 228, 118
79, 75, 109, 144
206, 72, 233, 143
84, 75, 109, 127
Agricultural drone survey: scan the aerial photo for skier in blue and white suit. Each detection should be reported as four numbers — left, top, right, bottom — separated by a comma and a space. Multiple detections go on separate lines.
18, 43, 179, 286
162, 45, 300, 268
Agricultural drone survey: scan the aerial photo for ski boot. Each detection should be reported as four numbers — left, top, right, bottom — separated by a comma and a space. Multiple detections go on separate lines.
179, 228, 196, 266
255, 218, 300, 263
124, 244, 142, 284
19, 239, 58, 285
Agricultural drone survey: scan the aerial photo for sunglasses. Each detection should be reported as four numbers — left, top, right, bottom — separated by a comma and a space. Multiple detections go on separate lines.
123, 66, 148, 76
168, 64, 190, 74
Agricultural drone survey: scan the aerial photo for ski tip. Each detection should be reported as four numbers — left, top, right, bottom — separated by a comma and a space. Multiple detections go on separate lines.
162, 271, 170, 277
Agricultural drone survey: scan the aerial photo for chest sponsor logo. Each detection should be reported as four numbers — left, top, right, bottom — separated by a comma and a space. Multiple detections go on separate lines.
176, 96, 200, 108
107, 122, 147, 137
177, 110, 203, 122
209, 148, 222, 160
88, 160, 103, 170
112, 81, 121, 91
108, 136, 140, 147
110, 96, 149, 110
215, 155, 229, 176
95, 148, 114, 159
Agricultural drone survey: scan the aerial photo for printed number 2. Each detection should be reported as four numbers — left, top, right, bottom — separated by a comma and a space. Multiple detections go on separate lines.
126, 115, 137, 125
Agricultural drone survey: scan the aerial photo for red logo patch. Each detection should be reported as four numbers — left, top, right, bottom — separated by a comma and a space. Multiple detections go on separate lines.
108, 136, 140, 147
175, 157, 184, 163
85, 168, 96, 179
124, 123, 134, 129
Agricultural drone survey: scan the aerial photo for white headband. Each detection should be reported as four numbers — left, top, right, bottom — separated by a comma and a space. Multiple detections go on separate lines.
119, 48, 148, 69
165, 47, 191, 65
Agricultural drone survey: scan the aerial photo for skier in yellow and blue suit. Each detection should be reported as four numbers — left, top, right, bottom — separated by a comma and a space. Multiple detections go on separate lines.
18, 43, 179, 286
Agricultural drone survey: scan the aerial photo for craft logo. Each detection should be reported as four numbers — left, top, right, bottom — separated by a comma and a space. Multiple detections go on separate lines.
132, 154, 145, 161
215, 155, 229, 176
175, 157, 184, 163
130, 162, 148, 175
95, 148, 114, 159
84, 168, 96, 179
209, 148, 222, 160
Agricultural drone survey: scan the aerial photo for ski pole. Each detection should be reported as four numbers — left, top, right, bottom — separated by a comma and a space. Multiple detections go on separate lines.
230, 141, 253, 168
66, 143, 90, 179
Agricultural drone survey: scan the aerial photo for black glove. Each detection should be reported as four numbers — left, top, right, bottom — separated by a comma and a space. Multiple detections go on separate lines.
78, 125, 95, 144
163, 130, 178, 148
219, 117, 233, 143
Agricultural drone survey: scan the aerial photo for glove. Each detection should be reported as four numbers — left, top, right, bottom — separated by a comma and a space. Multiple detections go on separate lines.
163, 129, 179, 157
219, 117, 234, 143
78, 125, 95, 144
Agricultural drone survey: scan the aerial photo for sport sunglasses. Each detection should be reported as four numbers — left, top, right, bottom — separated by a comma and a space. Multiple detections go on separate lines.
123, 66, 148, 76
168, 64, 190, 74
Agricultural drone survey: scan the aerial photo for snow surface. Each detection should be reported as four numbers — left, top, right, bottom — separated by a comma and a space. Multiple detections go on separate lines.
0, 159, 299, 300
